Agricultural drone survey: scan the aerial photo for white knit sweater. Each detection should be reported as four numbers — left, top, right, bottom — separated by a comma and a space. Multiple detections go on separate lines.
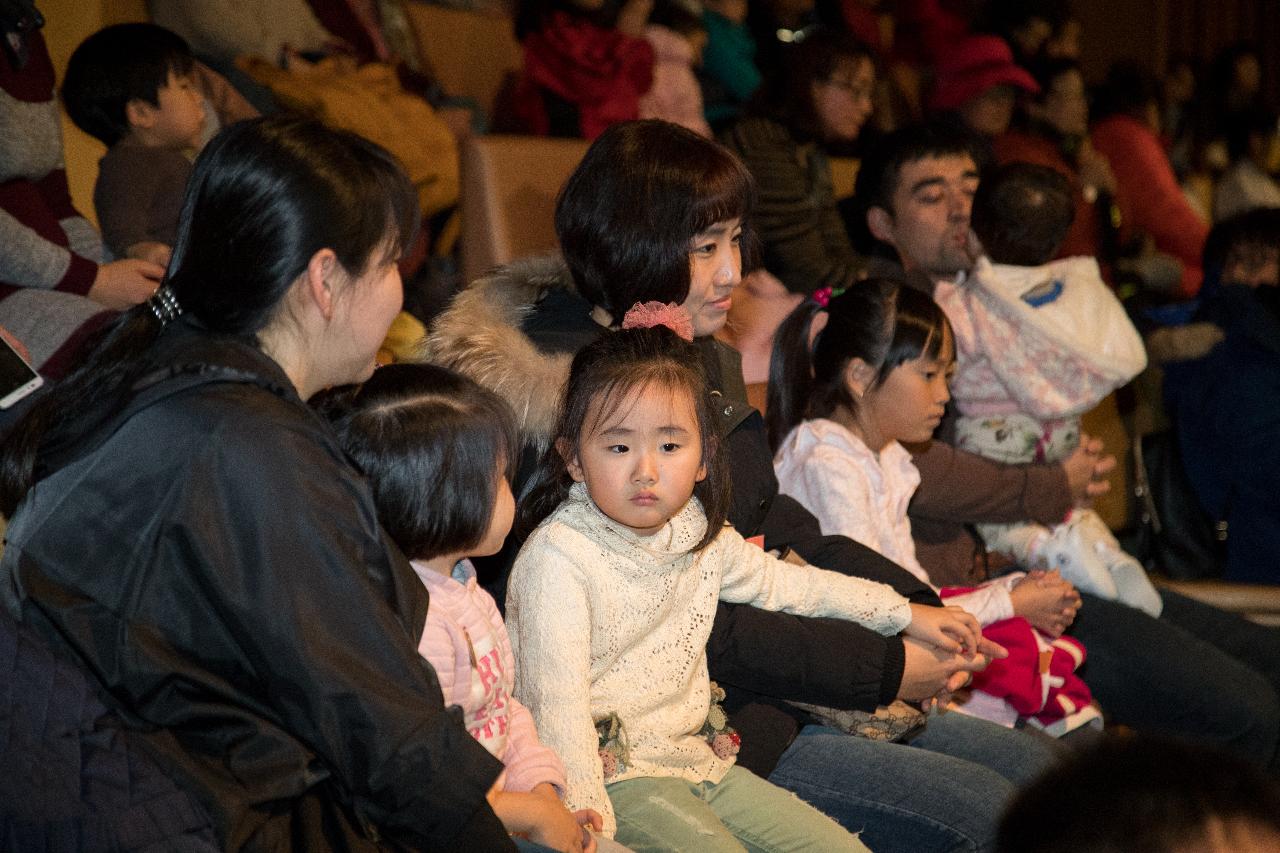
505, 482, 912, 837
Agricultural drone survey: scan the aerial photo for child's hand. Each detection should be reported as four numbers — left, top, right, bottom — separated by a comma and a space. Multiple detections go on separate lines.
572, 808, 603, 853
905, 603, 981, 655
1011, 571, 1081, 637
125, 241, 172, 269
489, 785, 595, 853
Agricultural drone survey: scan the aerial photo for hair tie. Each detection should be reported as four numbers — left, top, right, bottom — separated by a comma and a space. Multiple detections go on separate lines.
147, 285, 183, 327
811, 285, 847, 308
620, 301, 695, 342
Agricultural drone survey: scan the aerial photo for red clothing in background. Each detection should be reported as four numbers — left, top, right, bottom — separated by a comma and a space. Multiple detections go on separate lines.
1091, 114, 1208, 298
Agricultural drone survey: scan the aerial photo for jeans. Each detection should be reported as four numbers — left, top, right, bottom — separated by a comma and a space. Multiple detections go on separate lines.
609, 765, 869, 852
767, 713, 1062, 853
1070, 589, 1280, 772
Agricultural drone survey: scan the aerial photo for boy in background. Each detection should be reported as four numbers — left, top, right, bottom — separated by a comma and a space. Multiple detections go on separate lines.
62, 23, 253, 268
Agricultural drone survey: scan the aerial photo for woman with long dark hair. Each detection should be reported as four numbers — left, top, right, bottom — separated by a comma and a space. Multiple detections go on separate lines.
1, 116, 514, 851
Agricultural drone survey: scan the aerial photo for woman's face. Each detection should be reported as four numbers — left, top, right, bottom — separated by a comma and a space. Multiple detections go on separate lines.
1040, 69, 1089, 137
960, 84, 1017, 137
681, 218, 743, 337
812, 57, 875, 142
329, 250, 403, 385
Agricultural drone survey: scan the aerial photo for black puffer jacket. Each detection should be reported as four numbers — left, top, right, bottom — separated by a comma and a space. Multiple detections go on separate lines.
2, 325, 511, 852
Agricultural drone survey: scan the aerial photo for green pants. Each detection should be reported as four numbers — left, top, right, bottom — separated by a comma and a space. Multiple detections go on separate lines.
608, 766, 871, 852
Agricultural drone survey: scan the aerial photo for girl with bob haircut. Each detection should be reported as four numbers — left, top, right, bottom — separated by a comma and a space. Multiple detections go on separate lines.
770, 281, 1100, 738
320, 362, 622, 853
0, 117, 515, 851
431, 118, 1056, 853
509, 320, 979, 851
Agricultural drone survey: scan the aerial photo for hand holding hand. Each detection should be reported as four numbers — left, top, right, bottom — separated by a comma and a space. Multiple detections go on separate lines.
1011, 570, 1081, 637
905, 603, 981, 655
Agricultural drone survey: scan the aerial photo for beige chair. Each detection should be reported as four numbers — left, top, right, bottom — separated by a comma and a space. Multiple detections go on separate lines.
459, 134, 589, 283
402, 2, 522, 120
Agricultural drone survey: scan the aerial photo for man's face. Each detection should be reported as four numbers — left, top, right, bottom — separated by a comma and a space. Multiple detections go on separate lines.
868, 154, 980, 279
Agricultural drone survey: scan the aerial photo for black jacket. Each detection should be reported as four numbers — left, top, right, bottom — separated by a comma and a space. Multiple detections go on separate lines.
1, 326, 512, 851
429, 256, 941, 774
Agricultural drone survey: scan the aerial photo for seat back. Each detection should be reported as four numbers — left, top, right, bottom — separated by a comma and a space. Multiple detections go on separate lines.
401, 3, 522, 118
460, 134, 589, 283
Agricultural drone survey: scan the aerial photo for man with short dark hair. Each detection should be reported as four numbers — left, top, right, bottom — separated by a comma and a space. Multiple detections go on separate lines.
854, 121, 1280, 775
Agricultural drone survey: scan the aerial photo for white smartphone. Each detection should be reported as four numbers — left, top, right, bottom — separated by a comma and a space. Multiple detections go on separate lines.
0, 334, 43, 409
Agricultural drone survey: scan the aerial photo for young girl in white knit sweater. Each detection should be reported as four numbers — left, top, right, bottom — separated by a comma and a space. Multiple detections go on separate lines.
507, 310, 982, 852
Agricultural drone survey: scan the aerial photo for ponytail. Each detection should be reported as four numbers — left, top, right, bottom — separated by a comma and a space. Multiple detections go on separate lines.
765, 279, 950, 454
766, 299, 825, 452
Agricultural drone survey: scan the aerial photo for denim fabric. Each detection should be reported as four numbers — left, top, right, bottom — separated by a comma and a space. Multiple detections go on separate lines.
768, 713, 1061, 853
609, 766, 868, 852
1071, 589, 1280, 772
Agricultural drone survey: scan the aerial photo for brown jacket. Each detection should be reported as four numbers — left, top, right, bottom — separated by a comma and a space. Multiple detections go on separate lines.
907, 439, 1073, 587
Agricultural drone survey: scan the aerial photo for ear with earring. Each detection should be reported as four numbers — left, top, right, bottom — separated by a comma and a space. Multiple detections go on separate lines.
843, 359, 876, 401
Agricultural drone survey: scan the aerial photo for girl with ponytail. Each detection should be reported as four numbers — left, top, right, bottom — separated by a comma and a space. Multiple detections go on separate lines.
771, 281, 1101, 739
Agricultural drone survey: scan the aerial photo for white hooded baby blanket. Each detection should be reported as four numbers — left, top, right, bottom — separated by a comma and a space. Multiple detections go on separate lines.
944, 256, 1148, 420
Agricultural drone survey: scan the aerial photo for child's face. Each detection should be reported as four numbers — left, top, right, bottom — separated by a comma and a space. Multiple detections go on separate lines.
859, 331, 954, 449
565, 382, 707, 537
135, 70, 206, 149
682, 218, 742, 338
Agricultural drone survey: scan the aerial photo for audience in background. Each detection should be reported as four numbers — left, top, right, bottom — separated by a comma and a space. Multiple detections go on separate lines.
62, 24, 209, 268
1214, 109, 1280, 221
1165, 208, 1280, 586
1091, 61, 1209, 298
510, 0, 655, 138
0, 23, 158, 378
994, 57, 1117, 266
638, 0, 712, 135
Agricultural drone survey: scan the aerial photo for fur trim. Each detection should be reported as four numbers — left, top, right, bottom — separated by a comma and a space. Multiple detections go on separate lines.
424, 254, 579, 446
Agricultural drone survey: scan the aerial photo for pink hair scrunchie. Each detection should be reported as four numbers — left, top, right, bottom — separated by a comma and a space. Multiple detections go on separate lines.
620, 301, 695, 341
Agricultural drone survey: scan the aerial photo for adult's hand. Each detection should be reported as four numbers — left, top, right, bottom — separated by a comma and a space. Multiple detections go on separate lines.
899, 636, 1004, 706
1062, 432, 1116, 507
1078, 140, 1117, 196
87, 259, 165, 309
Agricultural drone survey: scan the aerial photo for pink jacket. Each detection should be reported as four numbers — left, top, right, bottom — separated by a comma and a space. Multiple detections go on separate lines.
638, 25, 712, 137
413, 559, 567, 794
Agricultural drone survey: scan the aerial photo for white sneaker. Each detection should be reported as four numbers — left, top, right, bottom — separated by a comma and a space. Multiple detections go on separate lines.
1039, 518, 1119, 599
1072, 510, 1164, 617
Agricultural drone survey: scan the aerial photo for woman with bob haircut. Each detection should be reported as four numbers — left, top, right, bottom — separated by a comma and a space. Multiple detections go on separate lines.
0, 116, 517, 852
429, 118, 1062, 853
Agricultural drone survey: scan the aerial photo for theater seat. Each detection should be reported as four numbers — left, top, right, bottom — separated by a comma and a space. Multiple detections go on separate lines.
401, 3, 522, 120
459, 134, 588, 283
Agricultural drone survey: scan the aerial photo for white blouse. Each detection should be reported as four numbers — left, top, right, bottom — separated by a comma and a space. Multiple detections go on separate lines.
773, 418, 1020, 626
